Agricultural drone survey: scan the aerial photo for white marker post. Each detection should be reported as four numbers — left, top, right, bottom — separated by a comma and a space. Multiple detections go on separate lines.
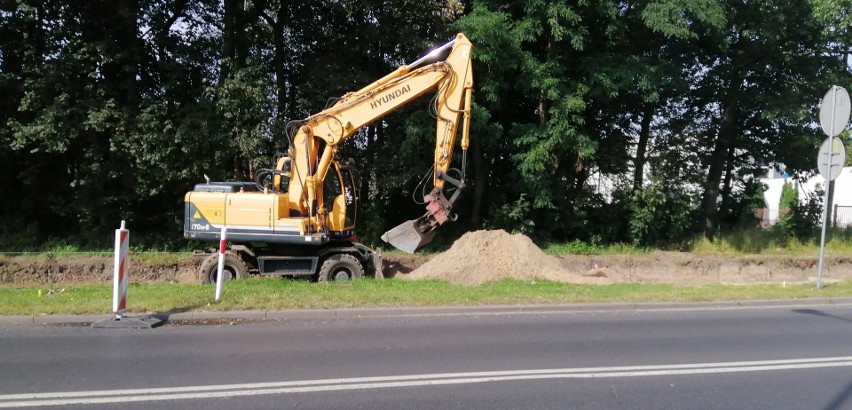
215, 226, 227, 301
92, 220, 163, 329
113, 221, 130, 320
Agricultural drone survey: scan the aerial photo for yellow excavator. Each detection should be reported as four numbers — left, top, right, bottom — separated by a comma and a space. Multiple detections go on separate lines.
184, 33, 473, 283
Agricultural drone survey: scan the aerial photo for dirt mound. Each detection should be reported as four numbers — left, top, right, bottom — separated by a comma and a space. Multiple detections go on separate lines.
402, 230, 852, 286
404, 230, 610, 285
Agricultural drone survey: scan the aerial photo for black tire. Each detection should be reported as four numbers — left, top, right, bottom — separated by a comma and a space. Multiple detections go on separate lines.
316, 254, 364, 282
199, 252, 249, 284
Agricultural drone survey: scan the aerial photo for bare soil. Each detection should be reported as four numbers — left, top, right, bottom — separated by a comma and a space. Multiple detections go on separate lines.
2, 229, 851, 286
0, 255, 201, 285
404, 230, 852, 286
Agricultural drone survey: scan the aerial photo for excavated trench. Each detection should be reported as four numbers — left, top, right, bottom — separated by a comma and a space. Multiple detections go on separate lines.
2, 230, 851, 286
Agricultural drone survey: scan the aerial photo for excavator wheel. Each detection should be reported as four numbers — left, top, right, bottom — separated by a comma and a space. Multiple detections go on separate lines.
199, 251, 249, 284
316, 254, 364, 282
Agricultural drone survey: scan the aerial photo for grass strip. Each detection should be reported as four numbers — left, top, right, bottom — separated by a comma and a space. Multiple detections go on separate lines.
2, 278, 852, 316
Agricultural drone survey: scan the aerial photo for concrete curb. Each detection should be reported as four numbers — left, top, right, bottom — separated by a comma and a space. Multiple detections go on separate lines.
3, 297, 852, 328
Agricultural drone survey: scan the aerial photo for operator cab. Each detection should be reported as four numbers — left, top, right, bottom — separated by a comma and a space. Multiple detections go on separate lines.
324, 160, 359, 239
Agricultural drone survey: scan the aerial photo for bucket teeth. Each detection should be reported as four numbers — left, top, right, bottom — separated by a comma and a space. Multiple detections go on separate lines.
381, 219, 437, 253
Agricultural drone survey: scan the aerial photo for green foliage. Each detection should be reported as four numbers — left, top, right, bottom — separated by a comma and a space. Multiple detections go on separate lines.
544, 240, 647, 255
485, 194, 536, 236
773, 186, 824, 242
354, 199, 388, 249
779, 181, 798, 216
0, 0, 849, 251
717, 178, 766, 228
627, 181, 696, 247
212, 61, 272, 158
641, 0, 726, 39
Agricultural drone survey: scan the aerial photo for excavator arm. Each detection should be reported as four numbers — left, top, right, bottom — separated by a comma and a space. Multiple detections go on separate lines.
280, 33, 474, 252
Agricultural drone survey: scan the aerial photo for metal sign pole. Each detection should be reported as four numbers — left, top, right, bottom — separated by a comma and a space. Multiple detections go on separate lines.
816, 85, 851, 289
816, 87, 838, 289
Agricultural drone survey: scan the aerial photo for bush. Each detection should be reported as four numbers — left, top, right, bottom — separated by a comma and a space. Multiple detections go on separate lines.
773, 185, 823, 241
627, 180, 696, 247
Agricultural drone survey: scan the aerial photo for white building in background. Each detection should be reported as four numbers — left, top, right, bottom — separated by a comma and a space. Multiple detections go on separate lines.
760, 166, 852, 227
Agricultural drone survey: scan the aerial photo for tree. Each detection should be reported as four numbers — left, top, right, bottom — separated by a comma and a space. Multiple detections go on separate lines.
688, 0, 834, 240
455, 0, 724, 243
2, 0, 850, 249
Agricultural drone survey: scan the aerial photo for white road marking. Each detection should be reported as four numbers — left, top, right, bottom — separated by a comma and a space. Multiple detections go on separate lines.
327, 301, 852, 320
2, 356, 852, 407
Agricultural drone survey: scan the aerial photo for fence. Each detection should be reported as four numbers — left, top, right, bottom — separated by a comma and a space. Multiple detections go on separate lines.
756, 208, 781, 229
833, 205, 852, 228
756, 205, 852, 229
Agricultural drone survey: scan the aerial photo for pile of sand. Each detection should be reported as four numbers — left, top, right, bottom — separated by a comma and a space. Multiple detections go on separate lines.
405, 229, 610, 285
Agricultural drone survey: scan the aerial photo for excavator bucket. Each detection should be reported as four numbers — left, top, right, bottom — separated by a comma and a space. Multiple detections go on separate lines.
381, 219, 437, 254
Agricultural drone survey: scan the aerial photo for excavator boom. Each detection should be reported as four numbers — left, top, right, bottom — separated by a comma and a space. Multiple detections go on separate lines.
285, 33, 473, 252
380, 35, 474, 252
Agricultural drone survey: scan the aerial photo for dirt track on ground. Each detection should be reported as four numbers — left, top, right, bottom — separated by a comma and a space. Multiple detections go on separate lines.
1, 230, 850, 286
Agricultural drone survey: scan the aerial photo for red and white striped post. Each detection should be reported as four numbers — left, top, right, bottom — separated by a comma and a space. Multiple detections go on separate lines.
112, 220, 130, 319
215, 226, 227, 301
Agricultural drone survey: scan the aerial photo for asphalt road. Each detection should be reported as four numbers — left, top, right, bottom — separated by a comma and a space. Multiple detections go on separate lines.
3, 301, 852, 409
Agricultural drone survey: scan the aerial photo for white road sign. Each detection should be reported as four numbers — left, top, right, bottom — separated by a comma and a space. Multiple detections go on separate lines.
817, 136, 845, 181
819, 86, 851, 137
